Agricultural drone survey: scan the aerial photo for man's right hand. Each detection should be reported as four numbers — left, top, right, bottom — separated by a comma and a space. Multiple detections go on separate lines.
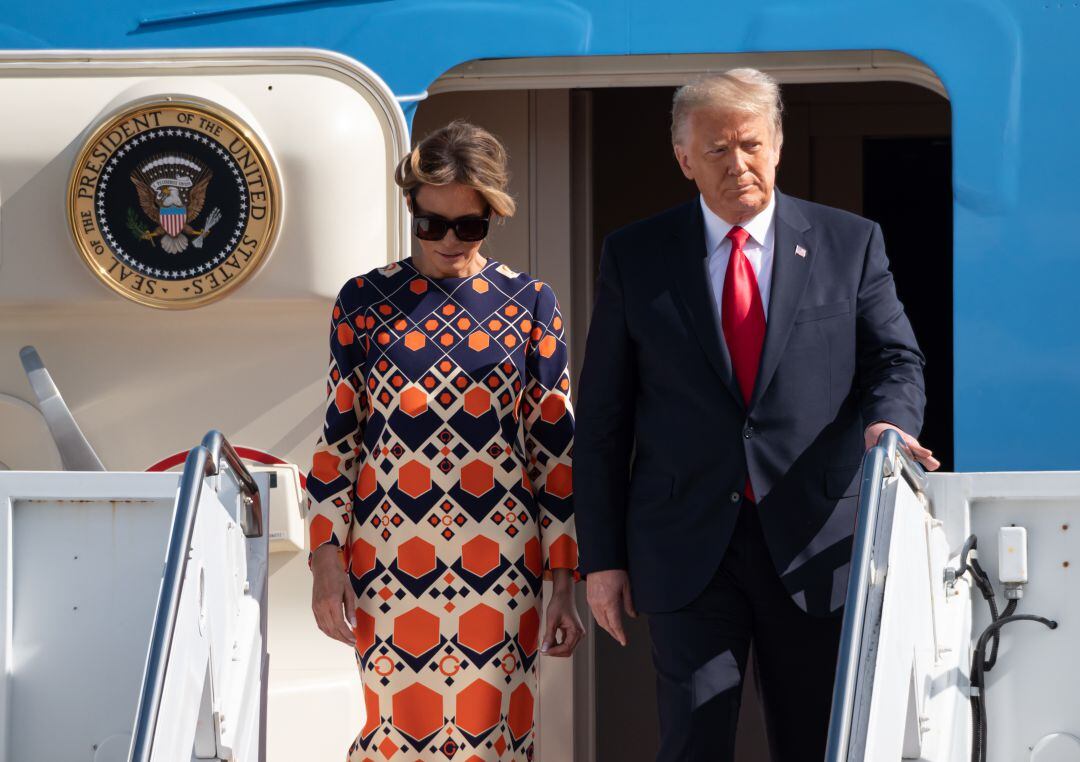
311, 544, 358, 646
586, 569, 637, 646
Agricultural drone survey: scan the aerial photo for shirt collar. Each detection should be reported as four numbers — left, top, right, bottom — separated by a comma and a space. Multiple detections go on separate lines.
700, 190, 777, 255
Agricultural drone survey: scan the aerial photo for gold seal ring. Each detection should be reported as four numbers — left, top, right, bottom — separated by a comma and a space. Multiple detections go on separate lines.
67, 97, 281, 309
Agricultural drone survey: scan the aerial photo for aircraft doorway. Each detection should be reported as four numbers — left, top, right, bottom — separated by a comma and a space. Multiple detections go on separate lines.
414, 64, 951, 762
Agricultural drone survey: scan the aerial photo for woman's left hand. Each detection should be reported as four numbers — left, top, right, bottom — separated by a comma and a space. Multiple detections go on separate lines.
541, 570, 585, 657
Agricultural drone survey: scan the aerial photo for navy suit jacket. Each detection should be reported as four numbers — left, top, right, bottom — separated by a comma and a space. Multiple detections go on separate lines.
573, 191, 926, 616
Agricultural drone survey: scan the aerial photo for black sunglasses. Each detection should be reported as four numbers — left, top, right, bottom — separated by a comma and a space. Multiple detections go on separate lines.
409, 191, 491, 242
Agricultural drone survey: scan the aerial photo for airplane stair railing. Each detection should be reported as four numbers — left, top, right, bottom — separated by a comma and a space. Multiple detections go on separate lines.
128, 430, 269, 762
825, 429, 930, 762
824, 425, 1079, 762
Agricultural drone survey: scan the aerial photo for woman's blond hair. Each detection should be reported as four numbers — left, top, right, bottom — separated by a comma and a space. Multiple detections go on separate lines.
394, 119, 516, 218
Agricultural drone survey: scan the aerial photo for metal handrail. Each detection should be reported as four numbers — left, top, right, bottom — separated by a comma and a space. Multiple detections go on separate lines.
824, 428, 928, 762
202, 429, 264, 538
128, 430, 263, 762
879, 428, 929, 495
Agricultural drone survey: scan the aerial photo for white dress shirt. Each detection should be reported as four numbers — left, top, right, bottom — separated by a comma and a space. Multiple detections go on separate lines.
701, 192, 777, 321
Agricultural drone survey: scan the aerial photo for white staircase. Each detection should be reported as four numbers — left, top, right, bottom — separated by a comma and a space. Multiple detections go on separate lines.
827, 430, 1080, 762
0, 431, 269, 762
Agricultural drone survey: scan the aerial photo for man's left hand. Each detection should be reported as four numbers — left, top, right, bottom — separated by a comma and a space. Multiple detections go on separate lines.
864, 421, 940, 471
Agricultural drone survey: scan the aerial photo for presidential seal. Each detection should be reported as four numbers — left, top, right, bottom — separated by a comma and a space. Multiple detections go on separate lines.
67, 98, 280, 309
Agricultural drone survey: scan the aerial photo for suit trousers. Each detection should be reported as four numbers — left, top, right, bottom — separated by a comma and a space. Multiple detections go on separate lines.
647, 500, 844, 762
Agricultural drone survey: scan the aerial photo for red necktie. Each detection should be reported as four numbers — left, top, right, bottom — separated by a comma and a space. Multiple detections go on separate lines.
721, 226, 766, 501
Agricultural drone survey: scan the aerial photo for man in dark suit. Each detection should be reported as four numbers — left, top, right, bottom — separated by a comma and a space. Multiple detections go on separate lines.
574, 68, 939, 762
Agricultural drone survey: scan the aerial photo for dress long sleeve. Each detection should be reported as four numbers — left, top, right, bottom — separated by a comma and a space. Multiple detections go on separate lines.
521, 280, 578, 575
306, 280, 369, 558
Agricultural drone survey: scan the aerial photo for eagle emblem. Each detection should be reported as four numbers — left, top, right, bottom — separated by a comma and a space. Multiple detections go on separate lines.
69, 100, 280, 308
129, 154, 222, 254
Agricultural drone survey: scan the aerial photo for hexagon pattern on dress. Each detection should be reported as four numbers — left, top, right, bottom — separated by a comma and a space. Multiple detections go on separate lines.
308, 258, 577, 761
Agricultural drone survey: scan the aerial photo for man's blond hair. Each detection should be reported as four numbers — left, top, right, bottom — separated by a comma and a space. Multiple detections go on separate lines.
671, 68, 784, 147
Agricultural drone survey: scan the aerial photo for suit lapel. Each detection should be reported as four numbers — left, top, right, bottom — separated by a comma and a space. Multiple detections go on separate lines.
749, 191, 815, 410
668, 200, 745, 410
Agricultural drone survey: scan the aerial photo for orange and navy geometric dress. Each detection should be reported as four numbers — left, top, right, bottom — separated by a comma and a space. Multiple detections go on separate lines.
306, 257, 578, 762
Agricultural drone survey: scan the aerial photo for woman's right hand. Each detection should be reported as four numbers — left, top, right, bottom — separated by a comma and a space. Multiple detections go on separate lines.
311, 545, 358, 646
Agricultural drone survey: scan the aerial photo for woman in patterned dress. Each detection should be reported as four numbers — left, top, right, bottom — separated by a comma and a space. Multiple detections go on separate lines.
307, 120, 583, 762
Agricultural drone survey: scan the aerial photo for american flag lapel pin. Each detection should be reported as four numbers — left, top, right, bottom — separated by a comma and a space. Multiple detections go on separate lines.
795, 244, 807, 258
